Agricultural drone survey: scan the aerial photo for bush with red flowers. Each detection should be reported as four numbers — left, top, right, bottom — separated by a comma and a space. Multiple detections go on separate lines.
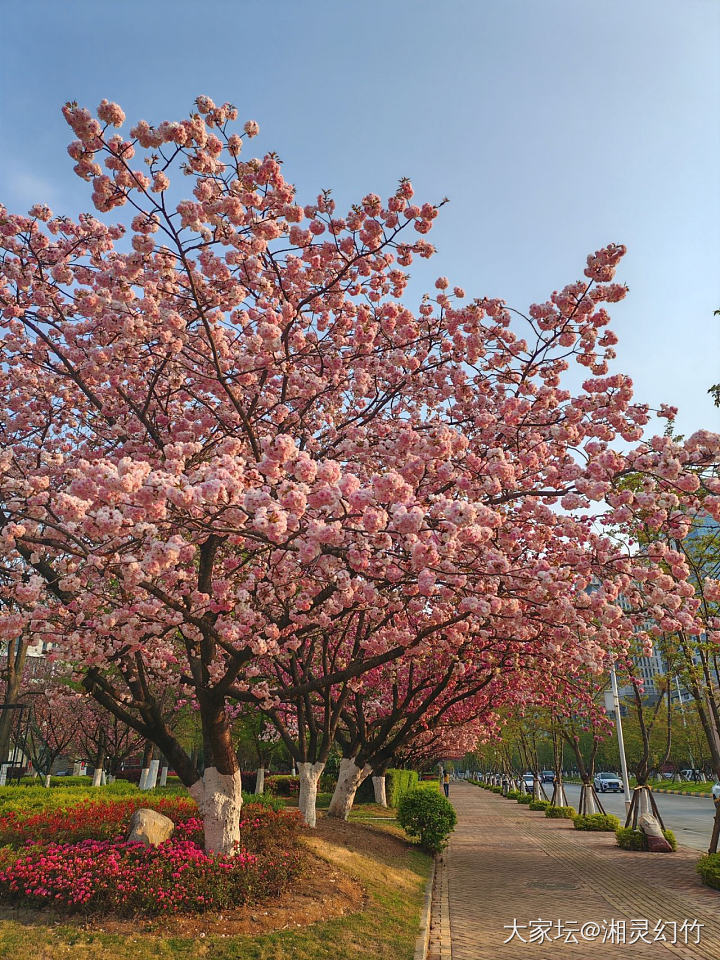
0, 796, 197, 847
0, 835, 303, 915
0, 799, 305, 915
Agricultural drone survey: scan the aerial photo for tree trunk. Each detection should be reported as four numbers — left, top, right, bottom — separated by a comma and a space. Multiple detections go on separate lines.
44, 773, 51, 788
159, 765, 168, 787
139, 739, 153, 790
146, 757, 160, 789
551, 780, 568, 807
92, 744, 105, 787
372, 774, 387, 807
327, 758, 372, 820
254, 766, 265, 794
578, 781, 605, 816
0, 638, 29, 764
297, 761, 325, 828
189, 768, 244, 854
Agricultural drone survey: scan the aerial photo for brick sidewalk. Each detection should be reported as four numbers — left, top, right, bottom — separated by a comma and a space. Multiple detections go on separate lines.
443, 783, 720, 959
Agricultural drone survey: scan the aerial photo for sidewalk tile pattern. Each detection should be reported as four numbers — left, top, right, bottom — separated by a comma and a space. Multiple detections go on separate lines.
444, 783, 720, 959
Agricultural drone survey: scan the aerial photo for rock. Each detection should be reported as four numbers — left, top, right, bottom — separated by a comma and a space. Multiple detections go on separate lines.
638, 813, 672, 852
127, 808, 175, 846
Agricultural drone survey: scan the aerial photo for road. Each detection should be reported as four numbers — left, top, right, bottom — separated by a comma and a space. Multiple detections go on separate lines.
563, 783, 717, 852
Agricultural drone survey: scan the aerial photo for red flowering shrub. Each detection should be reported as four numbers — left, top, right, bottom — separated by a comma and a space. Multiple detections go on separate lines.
0, 836, 303, 915
174, 807, 303, 855
0, 805, 305, 915
0, 796, 197, 847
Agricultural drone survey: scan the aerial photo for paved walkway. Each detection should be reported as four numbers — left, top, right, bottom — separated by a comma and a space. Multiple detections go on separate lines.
440, 783, 720, 959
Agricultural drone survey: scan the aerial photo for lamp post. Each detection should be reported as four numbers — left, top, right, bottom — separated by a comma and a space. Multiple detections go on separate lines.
675, 675, 697, 776
609, 661, 632, 816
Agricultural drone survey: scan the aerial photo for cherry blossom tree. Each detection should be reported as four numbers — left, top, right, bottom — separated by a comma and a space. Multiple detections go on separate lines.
2, 95, 719, 852
24, 683, 81, 786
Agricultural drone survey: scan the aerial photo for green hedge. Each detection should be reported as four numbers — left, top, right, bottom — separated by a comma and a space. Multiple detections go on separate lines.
529, 799, 550, 811
697, 853, 720, 889
265, 775, 300, 796
616, 827, 677, 851
573, 813, 620, 832
517, 794, 532, 804
545, 805, 576, 819
507, 790, 521, 800
386, 770, 419, 807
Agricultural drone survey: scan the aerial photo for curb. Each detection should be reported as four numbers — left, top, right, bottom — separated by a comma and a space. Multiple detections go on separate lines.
653, 788, 713, 798
414, 855, 437, 960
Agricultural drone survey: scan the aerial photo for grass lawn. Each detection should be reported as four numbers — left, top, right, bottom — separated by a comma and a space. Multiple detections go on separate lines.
647, 779, 714, 794
0, 809, 431, 960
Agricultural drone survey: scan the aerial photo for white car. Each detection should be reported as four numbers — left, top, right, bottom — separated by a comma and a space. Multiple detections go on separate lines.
594, 772, 624, 793
522, 772, 534, 792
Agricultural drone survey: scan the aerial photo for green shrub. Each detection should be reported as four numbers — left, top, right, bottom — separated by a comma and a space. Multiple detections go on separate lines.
516, 794, 532, 804
416, 780, 441, 794
264, 775, 300, 796
616, 827, 677, 851
385, 770, 419, 807
529, 799, 550, 811
545, 805, 576, 819
573, 813, 620, 832
241, 792, 284, 811
507, 790, 521, 800
697, 853, 720, 889
397, 788, 457, 854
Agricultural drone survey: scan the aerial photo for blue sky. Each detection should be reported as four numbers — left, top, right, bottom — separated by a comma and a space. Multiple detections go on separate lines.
1, 0, 718, 437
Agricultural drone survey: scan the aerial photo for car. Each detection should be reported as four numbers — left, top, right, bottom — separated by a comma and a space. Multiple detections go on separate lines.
681, 769, 705, 782
522, 772, 535, 792
541, 770, 554, 783
712, 782, 720, 805
594, 771, 623, 793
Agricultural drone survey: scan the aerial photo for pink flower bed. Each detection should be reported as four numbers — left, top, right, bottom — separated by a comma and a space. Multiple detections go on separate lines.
0, 837, 300, 914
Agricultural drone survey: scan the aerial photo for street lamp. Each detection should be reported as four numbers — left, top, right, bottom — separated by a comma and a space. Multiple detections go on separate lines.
608, 661, 632, 817
675, 675, 697, 776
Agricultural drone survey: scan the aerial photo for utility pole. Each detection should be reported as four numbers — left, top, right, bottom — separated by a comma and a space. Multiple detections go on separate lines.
675, 675, 697, 775
609, 662, 632, 816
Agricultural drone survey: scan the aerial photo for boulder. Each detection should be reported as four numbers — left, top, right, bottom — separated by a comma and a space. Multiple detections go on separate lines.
638, 813, 673, 852
127, 808, 175, 846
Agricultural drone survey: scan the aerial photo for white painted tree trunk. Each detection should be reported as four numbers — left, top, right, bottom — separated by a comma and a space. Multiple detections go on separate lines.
100, 770, 107, 786
189, 768, 244, 855
635, 786, 652, 821
327, 759, 372, 820
72, 761, 82, 776
297, 761, 325, 828
146, 758, 160, 790
139, 767, 150, 790
159, 765, 168, 787
255, 766, 265, 794
92, 766, 103, 787
44, 774, 51, 788
372, 775, 387, 807
580, 783, 599, 815
551, 782, 568, 807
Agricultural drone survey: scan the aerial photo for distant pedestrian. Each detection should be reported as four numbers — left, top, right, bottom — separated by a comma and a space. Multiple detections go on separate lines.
443, 772, 450, 798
